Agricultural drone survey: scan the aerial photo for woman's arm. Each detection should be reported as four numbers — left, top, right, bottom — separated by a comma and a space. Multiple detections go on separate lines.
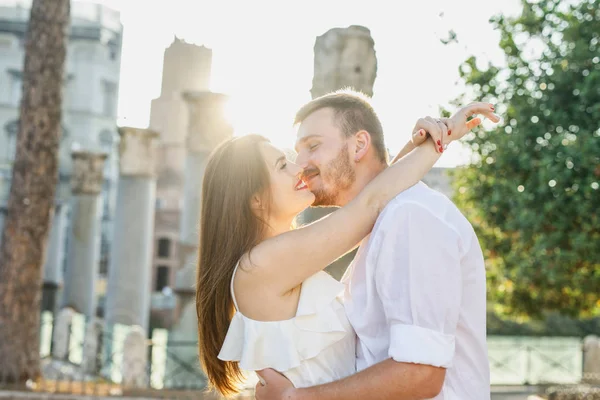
246, 136, 439, 293
391, 140, 418, 164
247, 103, 498, 294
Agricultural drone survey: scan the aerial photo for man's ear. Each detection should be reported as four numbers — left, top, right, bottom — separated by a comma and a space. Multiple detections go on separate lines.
354, 130, 371, 162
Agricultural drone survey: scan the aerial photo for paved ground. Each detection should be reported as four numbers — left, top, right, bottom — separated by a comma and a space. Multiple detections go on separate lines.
491, 386, 542, 400
0, 386, 543, 400
492, 394, 533, 400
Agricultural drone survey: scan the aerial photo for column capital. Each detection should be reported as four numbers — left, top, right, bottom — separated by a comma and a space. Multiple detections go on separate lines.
117, 127, 160, 177
70, 151, 107, 195
182, 91, 233, 153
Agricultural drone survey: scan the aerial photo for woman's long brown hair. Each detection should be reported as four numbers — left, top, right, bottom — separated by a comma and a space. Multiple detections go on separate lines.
196, 134, 271, 396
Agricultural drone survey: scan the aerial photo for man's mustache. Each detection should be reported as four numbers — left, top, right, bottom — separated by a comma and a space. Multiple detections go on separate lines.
301, 168, 320, 180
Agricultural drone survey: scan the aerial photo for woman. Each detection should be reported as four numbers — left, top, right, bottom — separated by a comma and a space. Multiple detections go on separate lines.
196, 103, 496, 397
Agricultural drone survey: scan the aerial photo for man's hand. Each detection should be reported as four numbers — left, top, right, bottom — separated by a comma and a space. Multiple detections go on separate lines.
412, 102, 500, 150
255, 369, 296, 400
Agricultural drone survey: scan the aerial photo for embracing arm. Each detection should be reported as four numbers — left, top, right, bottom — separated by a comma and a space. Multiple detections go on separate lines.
249, 102, 497, 294
248, 136, 441, 293
392, 138, 419, 164
257, 203, 462, 400
270, 359, 444, 400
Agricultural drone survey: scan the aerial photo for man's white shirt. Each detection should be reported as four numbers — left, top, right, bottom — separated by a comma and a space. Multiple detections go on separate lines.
342, 182, 490, 399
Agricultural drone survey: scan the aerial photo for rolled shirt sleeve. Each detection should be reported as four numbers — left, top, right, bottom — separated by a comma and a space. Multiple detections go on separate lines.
373, 201, 462, 369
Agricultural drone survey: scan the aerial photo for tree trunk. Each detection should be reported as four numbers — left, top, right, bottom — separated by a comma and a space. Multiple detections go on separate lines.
0, 0, 70, 384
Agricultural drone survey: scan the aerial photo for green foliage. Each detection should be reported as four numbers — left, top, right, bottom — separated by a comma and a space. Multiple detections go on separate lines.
451, 0, 600, 318
487, 311, 600, 337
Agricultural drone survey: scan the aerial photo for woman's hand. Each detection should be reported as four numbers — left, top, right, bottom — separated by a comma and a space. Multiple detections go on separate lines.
411, 102, 500, 152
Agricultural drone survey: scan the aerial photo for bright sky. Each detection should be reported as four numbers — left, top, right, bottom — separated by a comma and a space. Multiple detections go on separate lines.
94, 0, 520, 167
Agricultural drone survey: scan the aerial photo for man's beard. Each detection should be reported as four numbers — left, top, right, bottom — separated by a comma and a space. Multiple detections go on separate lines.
311, 145, 356, 207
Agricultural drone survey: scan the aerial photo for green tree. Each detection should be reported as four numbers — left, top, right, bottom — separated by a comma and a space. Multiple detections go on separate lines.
451, 0, 600, 318
0, 0, 70, 383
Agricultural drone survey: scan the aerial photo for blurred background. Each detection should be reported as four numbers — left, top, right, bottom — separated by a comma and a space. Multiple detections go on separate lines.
0, 0, 598, 399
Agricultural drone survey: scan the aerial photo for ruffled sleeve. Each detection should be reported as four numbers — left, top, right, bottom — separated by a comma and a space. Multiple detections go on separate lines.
217, 271, 348, 372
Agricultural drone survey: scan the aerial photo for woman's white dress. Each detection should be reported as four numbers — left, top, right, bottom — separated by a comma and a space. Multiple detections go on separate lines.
218, 267, 356, 388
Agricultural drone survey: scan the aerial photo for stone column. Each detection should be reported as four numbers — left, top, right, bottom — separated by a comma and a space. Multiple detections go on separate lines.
176, 91, 233, 292
52, 307, 75, 360
166, 91, 232, 388
311, 25, 377, 98
121, 326, 148, 388
104, 127, 159, 331
81, 317, 103, 374
41, 202, 69, 314
583, 335, 600, 384
301, 25, 378, 280
61, 151, 107, 318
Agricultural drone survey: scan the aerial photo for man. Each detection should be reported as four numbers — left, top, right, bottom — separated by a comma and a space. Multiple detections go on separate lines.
256, 90, 499, 399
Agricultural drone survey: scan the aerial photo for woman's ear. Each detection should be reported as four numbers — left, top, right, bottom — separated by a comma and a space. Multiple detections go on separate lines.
250, 193, 264, 212
354, 130, 371, 162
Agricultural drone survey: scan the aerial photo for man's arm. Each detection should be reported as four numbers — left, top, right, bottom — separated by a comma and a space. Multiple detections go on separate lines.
256, 203, 463, 400
257, 359, 444, 400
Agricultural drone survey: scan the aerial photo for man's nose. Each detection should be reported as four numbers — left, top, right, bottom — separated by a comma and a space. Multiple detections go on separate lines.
289, 162, 305, 177
295, 151, 309, 169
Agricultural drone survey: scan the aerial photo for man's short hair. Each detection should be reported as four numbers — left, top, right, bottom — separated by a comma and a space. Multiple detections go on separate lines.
294, 89, 388, 164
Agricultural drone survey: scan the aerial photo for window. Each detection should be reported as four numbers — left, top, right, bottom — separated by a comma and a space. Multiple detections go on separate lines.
102, 181, 111, 221
157, 238, 171, 258
4, 120, 18, 162
8, 71, 22, 106
63, 74, 74, 110
99, 233, 110, 275
102, 80, 117, 116
108, 39, 119, 61
99, 130, 114, 178
6, 131, 16, 162
155, 266, 170, 292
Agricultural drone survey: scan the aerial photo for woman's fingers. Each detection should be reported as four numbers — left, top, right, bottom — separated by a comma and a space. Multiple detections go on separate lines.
440, 117, 453, 136
412, 128, 428, 146
424, 116, 443, 153
464, 102, 501, 123
466, 117, 482, 130
412, 105, 494, 151
443, 101, 501, 143
412, 117, 443, 153
435, 119, 448, 151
